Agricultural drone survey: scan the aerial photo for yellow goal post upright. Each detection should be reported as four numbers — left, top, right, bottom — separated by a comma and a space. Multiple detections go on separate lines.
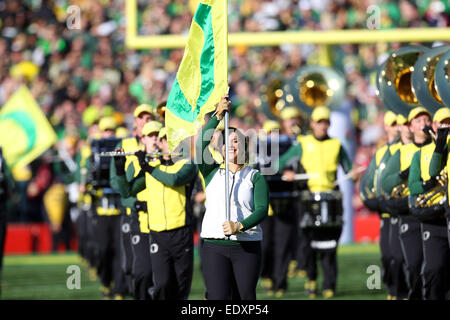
125, 0, 450, 49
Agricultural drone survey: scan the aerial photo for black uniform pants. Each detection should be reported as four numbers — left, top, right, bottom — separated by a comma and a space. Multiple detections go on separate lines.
295, 225, 310, 272
120, 212, 133, 295
96, 214, 128, 296
0, 203, 6, 295
260, 215, 274, 280
421, 221, 450, 300
130, 211, 153, 300
399, 216, 423, 300
388, 217, 409, 299
201, 240, 261, 300
379, 216, 392, 295
304, 226, 342, 291
447, 218, 450, 249
76, 210, 88, 260
86, 209, 100, 269
149, 226, 193, 300
271, 198, 298, 291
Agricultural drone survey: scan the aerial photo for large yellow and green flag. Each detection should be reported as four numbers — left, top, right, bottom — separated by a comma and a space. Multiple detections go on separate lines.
0, 85, 57, 168
166, 0, 228, 152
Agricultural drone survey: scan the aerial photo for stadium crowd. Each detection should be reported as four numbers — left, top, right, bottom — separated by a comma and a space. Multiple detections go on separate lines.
0, 0, 448, 271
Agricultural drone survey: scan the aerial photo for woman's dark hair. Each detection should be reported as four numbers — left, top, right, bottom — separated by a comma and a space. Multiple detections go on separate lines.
217, 127, 249, 164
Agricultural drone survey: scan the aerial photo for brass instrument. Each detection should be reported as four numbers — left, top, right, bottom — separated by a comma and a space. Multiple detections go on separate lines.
390, 183, 408, 199
415, 170, 448, 208
98, 151, 182, 158
435, 49, 450, 109
285, 65, 345, 117
255, 75, 288, 120
412, 45, 450, 114
155, 101, 167, 122
377, 45, 429, 116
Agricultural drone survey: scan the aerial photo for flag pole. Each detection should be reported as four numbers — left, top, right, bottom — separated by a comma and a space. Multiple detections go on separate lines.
224, 0, 230, 224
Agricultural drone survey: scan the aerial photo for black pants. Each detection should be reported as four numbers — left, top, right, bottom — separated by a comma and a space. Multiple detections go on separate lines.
421, 221, 450, 300
52, 209, 71, 252
76, 210, 88, 260
149, 226, 193, 300
0, 203, 6, 296
379, 216, 392, 295
96, 214, 128, 296
86, 210, 100, 269
295, 225, 310, 272
271, 198, 298, 291
260, 216, 275, 280
130, 211, 153, 300
447, 218, 450, 249
120, 213, 133, 295
399, 216, 423, 300
201, 240, 262, 300
388, 217, 409, 299
304, 226, 342, 291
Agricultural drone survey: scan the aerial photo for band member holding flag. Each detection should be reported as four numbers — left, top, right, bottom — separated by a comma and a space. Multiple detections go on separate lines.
196, 96, 269, 300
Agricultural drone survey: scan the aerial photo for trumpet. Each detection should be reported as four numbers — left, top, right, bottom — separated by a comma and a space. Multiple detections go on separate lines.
390, 183, 408, 199
98, 151, 183, 158
415, 170, 448, 208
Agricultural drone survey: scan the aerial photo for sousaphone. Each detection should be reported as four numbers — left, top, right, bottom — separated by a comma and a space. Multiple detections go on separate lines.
256, 73, 289, 120
412, 45, 450, 114
284, 65, 345, 116
377, 45, 429, 116
435, 49, 450, 109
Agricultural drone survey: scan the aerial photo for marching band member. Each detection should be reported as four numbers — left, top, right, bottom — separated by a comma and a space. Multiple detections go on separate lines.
117, 125, 198, 300
277, 106, 357, 299
408, 107, 450, 300
0, 147, 14, 297
270, 107, 305, 297
92, 117, 128, 299
360, 110, 400, 299
380, 107, 433, 300
110, 105, 155, 300
429, 110, 450, 249
196, 96, 269, 300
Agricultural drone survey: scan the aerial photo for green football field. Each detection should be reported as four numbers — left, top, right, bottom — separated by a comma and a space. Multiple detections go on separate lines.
1, 243, 387, 300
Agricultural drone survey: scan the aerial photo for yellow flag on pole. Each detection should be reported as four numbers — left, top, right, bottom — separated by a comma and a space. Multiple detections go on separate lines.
0, 85, 57, 168
166, 0, 228, 152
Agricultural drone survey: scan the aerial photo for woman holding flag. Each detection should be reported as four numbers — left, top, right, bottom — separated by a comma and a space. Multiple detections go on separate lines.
196, 95, 269, 300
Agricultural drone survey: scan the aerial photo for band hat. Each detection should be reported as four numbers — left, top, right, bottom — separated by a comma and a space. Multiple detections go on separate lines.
142, 121, 162, 136
280, 106, 301, 120
311, 106, 331, 122
98, 117, 116, 131
158, 127, 167, 139
262, 120, 281, 133
134, 104, 153, 118
433, 107, 450, 123
396, 114, 408, 125
383, 111, 397, 126
115, 127, 129, 138
408, 106, 431, 122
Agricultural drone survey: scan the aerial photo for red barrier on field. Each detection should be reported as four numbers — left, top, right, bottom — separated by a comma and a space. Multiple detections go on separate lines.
4, 223, 77, 254
353, 213, 380, 243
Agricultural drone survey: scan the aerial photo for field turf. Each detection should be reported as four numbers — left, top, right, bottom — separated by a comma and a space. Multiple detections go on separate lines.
1, 243, 387, 300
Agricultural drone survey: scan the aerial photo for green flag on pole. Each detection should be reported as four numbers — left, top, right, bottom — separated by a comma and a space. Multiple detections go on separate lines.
166, 0, 228, 152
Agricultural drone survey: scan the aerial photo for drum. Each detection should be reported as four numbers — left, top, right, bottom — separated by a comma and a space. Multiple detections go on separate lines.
89, 137, 121, 189
300, 190, 343, 228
